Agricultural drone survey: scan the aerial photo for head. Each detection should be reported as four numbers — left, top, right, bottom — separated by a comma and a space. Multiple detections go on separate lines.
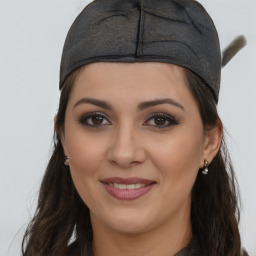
22, 1, 241, 255
57, 62, 221, 235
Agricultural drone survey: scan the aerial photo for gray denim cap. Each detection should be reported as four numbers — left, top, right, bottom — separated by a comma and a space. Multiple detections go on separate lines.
60, 0, 221, 102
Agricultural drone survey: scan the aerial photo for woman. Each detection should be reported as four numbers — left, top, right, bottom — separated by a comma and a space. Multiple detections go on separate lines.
22, 0, 247, 255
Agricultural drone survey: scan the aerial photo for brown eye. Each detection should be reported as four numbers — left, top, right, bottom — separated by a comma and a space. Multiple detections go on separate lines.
144, 113, 179, 128
80, 113, 111, 127
154, 117, 167, 126
91, 115, 104, 125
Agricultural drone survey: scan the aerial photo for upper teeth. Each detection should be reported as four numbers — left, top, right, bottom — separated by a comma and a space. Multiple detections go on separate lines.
109, 183, 146, 190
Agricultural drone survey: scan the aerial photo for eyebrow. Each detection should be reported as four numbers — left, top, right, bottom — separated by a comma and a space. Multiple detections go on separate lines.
73, 97, 185, 111
138, 98, 185, 111
73, 98, 112, 109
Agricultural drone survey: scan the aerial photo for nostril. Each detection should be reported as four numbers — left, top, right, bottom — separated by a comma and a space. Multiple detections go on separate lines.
106, 137, 147, 167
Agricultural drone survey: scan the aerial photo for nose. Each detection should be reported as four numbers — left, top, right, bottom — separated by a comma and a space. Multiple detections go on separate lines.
107, 125, 146, 168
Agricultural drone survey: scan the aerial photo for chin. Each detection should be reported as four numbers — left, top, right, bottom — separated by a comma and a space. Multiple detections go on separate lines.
94, 207, 156, 234
109, 218, 153, 234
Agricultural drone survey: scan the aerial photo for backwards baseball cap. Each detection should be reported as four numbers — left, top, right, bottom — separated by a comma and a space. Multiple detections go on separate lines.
59, 0, 245, 103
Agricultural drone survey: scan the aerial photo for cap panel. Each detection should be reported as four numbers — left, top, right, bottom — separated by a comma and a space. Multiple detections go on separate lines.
59, 0, 221, 102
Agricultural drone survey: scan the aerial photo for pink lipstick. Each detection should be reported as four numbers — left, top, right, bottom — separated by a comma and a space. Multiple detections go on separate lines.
101, 177, 156, 200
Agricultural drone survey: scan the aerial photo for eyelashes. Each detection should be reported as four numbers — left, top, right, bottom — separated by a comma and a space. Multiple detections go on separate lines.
144, 112, 179, 128
79, 112, 111, 127
79, 111, 179, 129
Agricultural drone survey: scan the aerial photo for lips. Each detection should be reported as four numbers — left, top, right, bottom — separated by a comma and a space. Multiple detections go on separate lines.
101, 177, 156, 200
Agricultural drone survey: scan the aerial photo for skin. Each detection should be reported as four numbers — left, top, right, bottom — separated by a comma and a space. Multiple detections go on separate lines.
60, 62, 222, 256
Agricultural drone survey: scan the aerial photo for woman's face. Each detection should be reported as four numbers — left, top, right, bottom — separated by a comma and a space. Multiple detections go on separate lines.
61, 62, 213, 234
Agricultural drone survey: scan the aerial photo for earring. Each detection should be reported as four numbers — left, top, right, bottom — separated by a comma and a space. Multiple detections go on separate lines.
202, 160, 209, 175
64, 156, 70, 166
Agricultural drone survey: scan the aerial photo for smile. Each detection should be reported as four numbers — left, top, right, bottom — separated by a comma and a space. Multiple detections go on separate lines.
101, 177, 156, 200
108, 183, 146, 189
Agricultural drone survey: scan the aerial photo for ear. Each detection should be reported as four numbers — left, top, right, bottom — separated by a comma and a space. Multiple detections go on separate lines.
200, 119, 223, 167
54, 116, 68, 156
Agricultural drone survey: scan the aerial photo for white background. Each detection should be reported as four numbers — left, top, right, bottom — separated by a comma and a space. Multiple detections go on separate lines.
0, 0, 255, 255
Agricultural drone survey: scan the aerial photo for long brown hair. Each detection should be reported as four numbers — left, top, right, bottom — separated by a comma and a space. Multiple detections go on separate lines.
22, 67, 242, 256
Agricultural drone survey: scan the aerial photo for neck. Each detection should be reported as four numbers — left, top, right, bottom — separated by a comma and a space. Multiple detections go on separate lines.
91, 209, 192, 256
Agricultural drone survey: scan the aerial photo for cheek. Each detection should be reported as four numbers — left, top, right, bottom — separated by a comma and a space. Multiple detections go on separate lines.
65, 131, 110, 213
64, 126, 108, 197
150, 132, 203, 172
147, 127, 204, 197
65, 122, 107, 172
68, 139, 101, 176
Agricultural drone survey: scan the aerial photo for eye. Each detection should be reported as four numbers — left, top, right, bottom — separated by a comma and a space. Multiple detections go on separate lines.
144, 113, 179, 128
79, 112, 111, 127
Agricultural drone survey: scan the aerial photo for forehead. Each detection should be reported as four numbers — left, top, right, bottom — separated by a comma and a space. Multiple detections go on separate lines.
67, 62, 199, 112
69, 62, 192, 101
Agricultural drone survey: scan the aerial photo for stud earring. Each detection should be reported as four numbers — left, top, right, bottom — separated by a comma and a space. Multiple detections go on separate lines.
202, 160, 209, 175
64, 156, 70, 166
